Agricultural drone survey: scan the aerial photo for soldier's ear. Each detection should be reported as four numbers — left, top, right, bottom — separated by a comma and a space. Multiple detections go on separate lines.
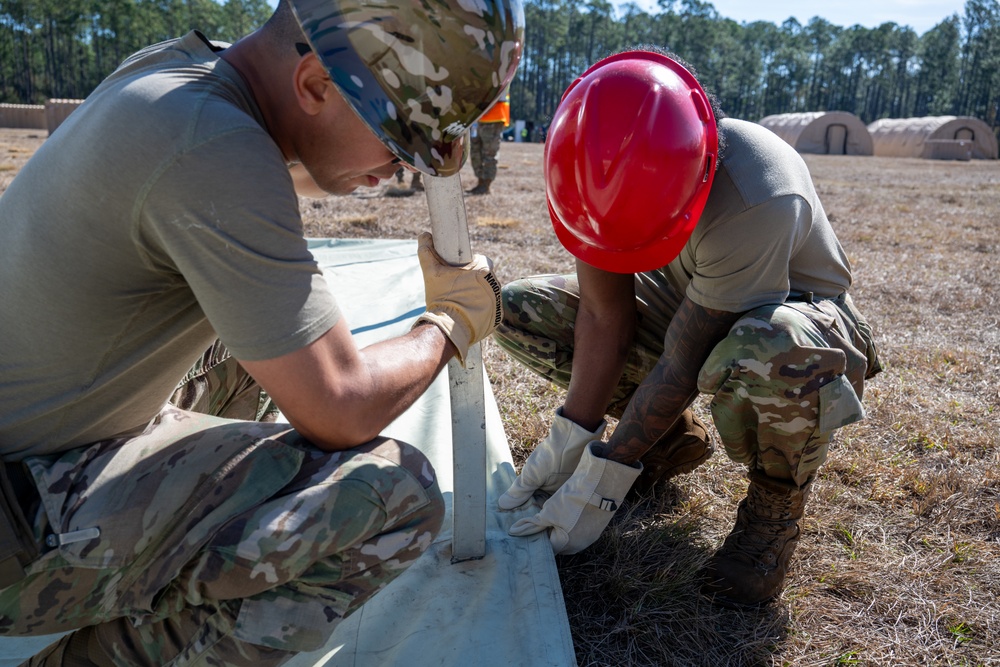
292, 53, 332, 116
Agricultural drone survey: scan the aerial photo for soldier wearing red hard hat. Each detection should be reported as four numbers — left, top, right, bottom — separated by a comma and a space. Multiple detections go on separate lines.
495, 47, 882, 607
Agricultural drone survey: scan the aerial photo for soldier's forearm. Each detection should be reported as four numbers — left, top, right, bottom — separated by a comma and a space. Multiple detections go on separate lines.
605, 297, 739, 464
605, 377, 698, 464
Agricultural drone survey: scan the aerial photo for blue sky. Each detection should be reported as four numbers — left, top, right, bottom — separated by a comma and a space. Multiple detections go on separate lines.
623, 0, 966, 34
267, 1, 967, 36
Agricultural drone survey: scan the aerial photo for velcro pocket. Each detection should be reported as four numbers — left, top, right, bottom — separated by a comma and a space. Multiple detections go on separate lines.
234, 586, 355, 652
817, 374, 865, 435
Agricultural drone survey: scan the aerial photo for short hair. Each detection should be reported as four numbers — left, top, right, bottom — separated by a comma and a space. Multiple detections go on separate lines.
261, 0, 308, 57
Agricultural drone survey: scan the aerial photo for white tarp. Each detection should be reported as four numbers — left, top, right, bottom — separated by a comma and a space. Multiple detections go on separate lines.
0, 239, 576, 667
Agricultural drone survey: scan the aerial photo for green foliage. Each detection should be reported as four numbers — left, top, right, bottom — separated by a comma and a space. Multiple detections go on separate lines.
0, 0, 271, 103
1, 0, 998, 139
508, 0, 999, 135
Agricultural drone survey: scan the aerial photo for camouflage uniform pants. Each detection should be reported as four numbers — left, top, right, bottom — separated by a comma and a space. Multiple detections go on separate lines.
494, 273, 882, 487
2, 341, 444, 666
470, 122, 505, 183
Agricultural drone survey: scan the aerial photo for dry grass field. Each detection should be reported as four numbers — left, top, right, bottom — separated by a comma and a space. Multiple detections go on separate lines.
3, 128, 999, 666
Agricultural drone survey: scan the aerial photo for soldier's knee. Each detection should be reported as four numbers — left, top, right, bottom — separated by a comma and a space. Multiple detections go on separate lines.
500, 279, 537, 325
698, 303, 837, 395
500, 275, 579, 327
360, 438, 445, 541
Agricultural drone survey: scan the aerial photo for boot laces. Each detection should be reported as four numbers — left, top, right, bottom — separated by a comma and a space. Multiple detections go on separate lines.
723, 486, 802, 567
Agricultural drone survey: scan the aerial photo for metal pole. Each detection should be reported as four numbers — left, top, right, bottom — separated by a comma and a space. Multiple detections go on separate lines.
424, 172, 487, 562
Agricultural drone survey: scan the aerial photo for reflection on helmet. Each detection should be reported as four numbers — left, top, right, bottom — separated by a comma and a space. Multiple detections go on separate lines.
291, 0, 525, 177
545, 51, 718, 273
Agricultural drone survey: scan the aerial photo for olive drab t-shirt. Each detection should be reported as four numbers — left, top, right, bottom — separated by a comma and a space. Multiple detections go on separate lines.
662, 118, 853, 312
0, 32, 341, 457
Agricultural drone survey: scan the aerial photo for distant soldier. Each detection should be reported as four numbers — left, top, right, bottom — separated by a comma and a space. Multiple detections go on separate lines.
0, 0, 522, 664
495, 48, 882, 608
393, 166, 423, 192
467, 87, 511, 195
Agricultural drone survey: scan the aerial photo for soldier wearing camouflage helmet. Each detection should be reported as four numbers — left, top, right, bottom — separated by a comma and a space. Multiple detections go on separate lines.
494, 47, 882, 608
0, 0, 522, 664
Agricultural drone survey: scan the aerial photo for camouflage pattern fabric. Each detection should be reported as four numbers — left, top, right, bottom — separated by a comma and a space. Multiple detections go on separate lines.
492, 272, 682, 420
494, 272, 881, 487
3, 341, 444, 666
470, 122, 506, 183
697, 297, 874, 486
291, 0, 525, 177
170, 338, 280, 422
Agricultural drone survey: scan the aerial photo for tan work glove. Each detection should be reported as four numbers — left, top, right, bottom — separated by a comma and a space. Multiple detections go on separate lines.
498, 407, 607, 510
508, 442, 642, 555
414, 232, 502, 366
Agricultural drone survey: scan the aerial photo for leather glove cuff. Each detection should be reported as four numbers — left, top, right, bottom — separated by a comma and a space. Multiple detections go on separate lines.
508, 443, 642, 555
498, 407, 607, 510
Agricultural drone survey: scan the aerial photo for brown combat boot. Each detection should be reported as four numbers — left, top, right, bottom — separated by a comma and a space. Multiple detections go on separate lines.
21, 627, 114, 666
467, 179, 492, 195
701, 470, 813, 607
629, 409, 713, 498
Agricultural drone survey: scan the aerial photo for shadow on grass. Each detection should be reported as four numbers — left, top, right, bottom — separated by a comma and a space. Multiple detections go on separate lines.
558, 484, 791, 667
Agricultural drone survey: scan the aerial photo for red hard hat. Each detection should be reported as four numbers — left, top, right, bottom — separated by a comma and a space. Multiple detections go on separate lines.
544, 51, 718, 273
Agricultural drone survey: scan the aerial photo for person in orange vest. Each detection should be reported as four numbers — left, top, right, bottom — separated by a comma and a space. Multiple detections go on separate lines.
467, 87, 510, 195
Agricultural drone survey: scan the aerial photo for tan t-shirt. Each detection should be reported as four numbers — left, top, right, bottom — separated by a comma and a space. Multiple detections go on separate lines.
0, 32, 340, 457
662, 118, 852, 312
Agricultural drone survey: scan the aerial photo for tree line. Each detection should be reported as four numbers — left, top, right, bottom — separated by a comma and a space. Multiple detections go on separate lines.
514, 0, 999, 132
0, 0, 272, 103
2, 0, 998, 135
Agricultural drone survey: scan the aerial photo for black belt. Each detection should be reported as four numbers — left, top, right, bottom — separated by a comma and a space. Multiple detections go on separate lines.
4, 462, 40, 511
0, 461, 42, 588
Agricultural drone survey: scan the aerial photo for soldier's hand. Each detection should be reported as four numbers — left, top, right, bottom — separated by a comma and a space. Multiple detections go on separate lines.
498, 407, 606, 510
414, 232, 502, 366
508, 442, 642, 555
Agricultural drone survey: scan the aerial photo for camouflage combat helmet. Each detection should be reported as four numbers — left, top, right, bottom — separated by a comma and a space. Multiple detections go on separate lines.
290, 0, 525, 177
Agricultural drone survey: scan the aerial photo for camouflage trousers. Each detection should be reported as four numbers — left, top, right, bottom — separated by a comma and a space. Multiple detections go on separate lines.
494, 273, 882, 487
470, 121, 505, 182
2, 341, 444, 666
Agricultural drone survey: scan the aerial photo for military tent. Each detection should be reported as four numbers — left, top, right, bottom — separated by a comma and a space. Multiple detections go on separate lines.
867, 116, 998, 160
44, 99, 84, 135
757, 111, 873, 155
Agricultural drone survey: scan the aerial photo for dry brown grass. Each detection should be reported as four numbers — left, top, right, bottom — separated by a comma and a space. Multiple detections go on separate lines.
3, 129, 999, 666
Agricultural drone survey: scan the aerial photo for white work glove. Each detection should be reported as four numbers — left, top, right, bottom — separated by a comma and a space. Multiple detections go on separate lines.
413, 232, 502, 366
508, 443, 642, 555
498, 407, 607, 510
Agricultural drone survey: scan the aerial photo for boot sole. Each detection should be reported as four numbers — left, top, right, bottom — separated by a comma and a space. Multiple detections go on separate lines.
700, 564, 781, 609
700, 585, 778, 609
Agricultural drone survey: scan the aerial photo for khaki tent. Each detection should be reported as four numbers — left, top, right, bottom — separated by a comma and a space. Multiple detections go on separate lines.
757, 111, 873, 155
44, 99, 84, 134
0, 100, 84, 134
0, 104, 46, 130
867, 116, 999, 160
